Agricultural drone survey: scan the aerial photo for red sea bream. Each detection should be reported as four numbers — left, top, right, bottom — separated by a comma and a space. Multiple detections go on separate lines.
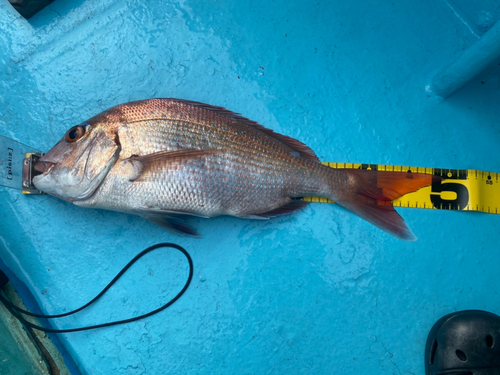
33, 99, 436, 240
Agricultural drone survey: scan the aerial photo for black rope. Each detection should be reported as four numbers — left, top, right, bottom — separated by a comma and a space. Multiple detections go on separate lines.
0, 243, 193, 333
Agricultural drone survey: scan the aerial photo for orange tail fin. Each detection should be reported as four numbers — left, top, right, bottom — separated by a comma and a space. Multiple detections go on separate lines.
335, 170, 440, 241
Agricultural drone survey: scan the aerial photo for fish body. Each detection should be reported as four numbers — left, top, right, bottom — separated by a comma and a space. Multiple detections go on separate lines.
33, 99, 436, 240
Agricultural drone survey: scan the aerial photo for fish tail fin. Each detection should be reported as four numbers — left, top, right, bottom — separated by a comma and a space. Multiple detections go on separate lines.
332, 170, 440, 241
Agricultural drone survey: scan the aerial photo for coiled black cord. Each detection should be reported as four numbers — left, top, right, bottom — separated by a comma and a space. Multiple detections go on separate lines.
0, 243, 193, 333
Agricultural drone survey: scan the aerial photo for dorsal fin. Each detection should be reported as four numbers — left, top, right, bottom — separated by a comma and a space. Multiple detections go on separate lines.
167, 99, 320, 162
93, 98, 320, 161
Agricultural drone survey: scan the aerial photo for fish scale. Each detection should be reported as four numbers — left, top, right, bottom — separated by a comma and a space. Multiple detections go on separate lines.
33, 99, 438, 240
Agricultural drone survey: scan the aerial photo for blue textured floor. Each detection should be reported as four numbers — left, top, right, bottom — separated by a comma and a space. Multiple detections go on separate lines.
1, 0, 500, 374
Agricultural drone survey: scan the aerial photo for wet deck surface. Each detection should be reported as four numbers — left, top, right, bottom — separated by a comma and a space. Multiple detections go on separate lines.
1, 0, 500, 374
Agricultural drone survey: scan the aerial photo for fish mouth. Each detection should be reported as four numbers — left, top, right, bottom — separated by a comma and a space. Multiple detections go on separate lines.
34, 160, 56, 175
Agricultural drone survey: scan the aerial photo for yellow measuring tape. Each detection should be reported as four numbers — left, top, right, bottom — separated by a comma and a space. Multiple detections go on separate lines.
302, 163, 500, 215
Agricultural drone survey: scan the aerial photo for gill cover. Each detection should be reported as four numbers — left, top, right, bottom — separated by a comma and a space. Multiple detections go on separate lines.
33, 128, 120, 201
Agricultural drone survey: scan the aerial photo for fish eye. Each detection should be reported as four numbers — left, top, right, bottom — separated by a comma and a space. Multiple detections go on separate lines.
65, 125, 86, 143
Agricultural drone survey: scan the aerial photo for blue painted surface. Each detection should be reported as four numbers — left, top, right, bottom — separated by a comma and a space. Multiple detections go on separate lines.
1, 0, 500, 374
432, 19, 500, 97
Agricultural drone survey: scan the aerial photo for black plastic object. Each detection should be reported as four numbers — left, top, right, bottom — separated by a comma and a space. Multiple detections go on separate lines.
425, 310, 500, 375
0, 243, 193, 333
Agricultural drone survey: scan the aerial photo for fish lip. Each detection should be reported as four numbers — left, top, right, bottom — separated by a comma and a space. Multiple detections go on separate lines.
34, 161, 55, 175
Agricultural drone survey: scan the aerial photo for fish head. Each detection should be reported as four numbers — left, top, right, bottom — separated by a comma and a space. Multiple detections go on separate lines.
33, 123, 121, 201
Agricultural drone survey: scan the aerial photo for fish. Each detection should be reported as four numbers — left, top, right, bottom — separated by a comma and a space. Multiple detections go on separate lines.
33, 98, 438, 240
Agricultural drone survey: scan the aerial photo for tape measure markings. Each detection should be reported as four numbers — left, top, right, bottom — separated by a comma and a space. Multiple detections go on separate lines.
301, 163, 500, 215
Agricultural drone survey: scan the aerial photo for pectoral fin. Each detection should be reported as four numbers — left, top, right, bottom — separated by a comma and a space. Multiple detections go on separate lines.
126, 149, 225, 182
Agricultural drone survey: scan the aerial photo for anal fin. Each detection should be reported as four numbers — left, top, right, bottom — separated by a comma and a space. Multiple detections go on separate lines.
241, 199, 309, 219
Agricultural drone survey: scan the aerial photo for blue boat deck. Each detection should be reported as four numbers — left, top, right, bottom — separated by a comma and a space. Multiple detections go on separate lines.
1, 0, 499, 374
